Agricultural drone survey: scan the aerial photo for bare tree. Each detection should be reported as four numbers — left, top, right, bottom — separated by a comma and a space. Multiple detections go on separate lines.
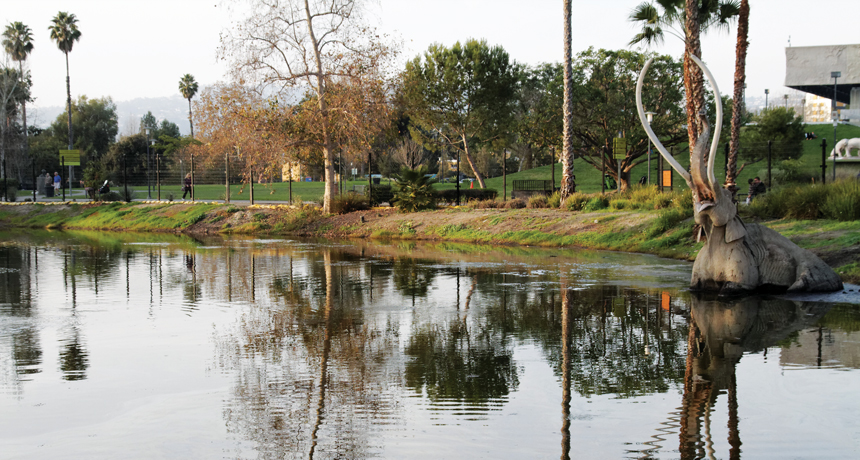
220, 0, 395, 213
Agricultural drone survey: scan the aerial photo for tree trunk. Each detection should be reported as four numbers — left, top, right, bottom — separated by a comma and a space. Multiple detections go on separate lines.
461, 134, 485, 189
19, 61, 27, 162
684, 0, 704, 154
187, 98, 194, 139
66, 52, 73, 151
726, 0, 749, 190
305, 0, 337, 213
560, 0, 576, 199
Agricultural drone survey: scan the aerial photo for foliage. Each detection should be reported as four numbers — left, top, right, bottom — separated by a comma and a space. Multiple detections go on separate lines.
567, 48, 686, 190
369, 184, 394, 206
435, 188, 498, 204
403, 39, 518, 189
102, 134, 149, 185
393, 166, 438, 212
48, 12, 82, 54
547, 191, 562, 208
739, 107, 804, 165
515, 63, 564, 169
48, 96, 119, 161
329, 193, 370, 214
564, 193, 591, 211
504, 198, 527, 209
582, 196, 610, 212
527, 194, 549, 209
748, 180, 860, 221
219, 0, 396, 213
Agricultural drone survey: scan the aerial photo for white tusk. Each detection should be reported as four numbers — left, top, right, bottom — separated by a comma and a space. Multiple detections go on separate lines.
689, 54, 722, 191
636, 58, 692, 188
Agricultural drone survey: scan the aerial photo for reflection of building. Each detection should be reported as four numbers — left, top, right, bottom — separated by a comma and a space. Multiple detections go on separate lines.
785, 44, 860, 126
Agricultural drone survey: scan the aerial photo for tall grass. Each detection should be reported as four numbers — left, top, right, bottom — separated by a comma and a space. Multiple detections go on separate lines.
748, 180, 860, 221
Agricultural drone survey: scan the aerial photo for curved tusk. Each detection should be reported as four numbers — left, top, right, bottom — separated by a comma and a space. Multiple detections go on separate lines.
636, 58, 692, 188
689, 54, 722, 191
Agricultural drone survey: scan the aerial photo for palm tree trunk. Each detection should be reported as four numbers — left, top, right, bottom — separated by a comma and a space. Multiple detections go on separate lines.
560, 0, 576, 199
684, 0, 705, 154
726, 0, 749, 191
65, 52, 72, 150
18, 61, 27, 155
187, 97, 194, 139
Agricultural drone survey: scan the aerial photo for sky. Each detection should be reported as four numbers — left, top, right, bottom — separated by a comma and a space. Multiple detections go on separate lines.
1, 0, 856, 131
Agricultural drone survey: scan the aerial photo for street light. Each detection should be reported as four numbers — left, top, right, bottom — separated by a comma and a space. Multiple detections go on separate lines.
764, 89, 769, 110
783, 94, 789, 108
832, 71, 841, 182
645, 111, 655, 184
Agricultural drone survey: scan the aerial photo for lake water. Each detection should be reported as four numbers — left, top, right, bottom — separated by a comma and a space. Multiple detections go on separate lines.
1, 231, 859, 459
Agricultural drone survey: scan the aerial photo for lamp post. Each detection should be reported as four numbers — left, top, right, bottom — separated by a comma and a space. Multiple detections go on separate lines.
154, 140, 160, 201
764, 89, 769, 110
645, 112, 655, 184
832, 71, 841, 173
145, 126, 152, 199
783, 94, 788, 108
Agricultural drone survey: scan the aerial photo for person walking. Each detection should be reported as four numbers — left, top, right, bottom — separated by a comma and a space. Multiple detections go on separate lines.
182, 173, 192, 199
53, 172, 61, 194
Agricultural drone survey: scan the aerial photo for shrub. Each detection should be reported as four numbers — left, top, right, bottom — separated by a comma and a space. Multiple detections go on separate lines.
609, 198, 631, 210
504, 198, 527, 209
822, 181, 860, 221
393, 166, 438, 212
564, 193, 590, 211
547, 191, 561, 208
98, 191, 123, 202
436, 188, 498, 204
466, 199, 501, 209
527, 194, 549, 209
330, 193, 370, 214
647, 206, 693, 238
582, 196, 610, 212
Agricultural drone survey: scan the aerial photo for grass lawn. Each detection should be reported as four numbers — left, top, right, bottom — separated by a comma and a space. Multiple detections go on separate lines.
153, 123, 860, 203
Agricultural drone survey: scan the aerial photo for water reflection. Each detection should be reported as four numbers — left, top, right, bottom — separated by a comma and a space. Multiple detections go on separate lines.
0, 232, 857, 459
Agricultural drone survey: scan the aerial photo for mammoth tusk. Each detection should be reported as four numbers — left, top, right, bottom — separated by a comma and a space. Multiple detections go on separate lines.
688, 54, 722, 191
636, 59, 692, 188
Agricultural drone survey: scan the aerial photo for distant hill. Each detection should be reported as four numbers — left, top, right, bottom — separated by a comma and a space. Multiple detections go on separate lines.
29, 94, 192, 137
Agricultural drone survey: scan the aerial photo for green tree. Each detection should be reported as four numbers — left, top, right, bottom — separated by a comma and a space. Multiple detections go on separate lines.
2, 21, 34, 160
403, 39, 518, 189
0, 66, 28, 182
48, 11, 82, 151
178, 74, 198, 138
103, 133, 148, 185
515, 63, 563, 172
737, 107, 803, 175
570, 48, 686, 190
48, 96, 118, 162
392, 166, 438, 212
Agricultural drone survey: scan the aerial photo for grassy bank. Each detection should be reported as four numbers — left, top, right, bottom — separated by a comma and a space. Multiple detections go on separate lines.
2, 196, 859, 284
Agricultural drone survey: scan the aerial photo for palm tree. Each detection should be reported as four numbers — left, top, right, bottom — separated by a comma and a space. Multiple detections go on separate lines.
2, 22, 34, 156
726, 0, 749, 191
178, 74, 198, 138
560, 0, 576, 199
48, 11, 81, 152
629, 0, 738, 150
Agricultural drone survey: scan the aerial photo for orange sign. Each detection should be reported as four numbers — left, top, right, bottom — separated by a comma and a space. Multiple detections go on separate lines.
662, 170, 672, 187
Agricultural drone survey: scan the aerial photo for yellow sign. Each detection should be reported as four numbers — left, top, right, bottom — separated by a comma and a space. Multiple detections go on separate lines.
59, 149, 81, 166
612, 137, 627, 156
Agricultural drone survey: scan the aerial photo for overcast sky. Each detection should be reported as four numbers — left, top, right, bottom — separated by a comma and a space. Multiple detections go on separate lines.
2, 0, 856, 122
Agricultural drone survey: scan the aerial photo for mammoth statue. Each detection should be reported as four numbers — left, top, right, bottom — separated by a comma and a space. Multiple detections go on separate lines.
636, 55, 843, 295
830, 137, 860, 158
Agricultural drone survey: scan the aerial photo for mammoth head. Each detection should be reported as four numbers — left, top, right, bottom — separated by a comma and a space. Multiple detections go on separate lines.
636, 54, 743, 242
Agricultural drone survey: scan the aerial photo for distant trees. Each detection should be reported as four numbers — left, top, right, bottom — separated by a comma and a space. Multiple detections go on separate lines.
2, 22, 34, 161
402, 39, 518, 189
735, 107, 804, 175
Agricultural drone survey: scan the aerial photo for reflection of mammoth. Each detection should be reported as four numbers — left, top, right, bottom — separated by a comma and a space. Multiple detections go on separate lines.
677, 296, 831, 459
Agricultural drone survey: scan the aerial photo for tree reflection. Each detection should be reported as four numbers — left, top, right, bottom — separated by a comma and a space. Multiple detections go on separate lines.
219, 248, 401, 460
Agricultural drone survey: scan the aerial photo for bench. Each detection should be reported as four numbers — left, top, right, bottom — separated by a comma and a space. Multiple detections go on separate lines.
512, 180, 555, 199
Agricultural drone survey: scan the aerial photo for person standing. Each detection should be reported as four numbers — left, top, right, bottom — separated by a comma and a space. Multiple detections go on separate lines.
53, 172, 61, 194
182, 173, 192, 199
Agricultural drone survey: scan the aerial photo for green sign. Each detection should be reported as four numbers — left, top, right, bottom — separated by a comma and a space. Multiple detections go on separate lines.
59, 149, 81, 166
612, 138, 627, 159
